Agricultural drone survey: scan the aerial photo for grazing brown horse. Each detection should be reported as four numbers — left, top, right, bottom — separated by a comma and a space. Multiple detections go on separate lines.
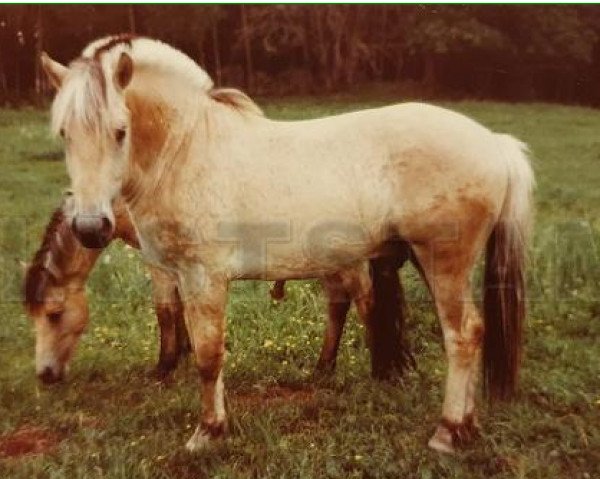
25, 196, 412, 384
42, 36, 533, 453
24, 196, 189, 382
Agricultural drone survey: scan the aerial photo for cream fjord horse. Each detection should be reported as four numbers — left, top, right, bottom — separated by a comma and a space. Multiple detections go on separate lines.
41, 36, 533, 454
25, 194, 411, 384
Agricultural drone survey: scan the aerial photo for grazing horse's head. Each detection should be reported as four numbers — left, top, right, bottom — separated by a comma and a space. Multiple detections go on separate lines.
27, 277, 89, 384
41, 40, 135, 249
24, 207, 91, 384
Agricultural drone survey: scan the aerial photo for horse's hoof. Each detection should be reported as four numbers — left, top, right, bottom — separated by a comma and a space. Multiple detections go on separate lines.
185, 421, 226, 452
150, 363, 176, 382
185, 426, 211, 452
313, 359, 336, 378
428, 424, 455, 454
269, 282, 285, 301
428, 415, 480, 453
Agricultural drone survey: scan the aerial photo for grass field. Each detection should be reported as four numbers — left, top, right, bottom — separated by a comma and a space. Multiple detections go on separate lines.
0, 99, 599, 478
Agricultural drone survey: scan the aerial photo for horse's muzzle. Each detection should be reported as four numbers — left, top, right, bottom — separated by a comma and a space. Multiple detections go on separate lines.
71, 214, 114, 249
37, 366, 64, 384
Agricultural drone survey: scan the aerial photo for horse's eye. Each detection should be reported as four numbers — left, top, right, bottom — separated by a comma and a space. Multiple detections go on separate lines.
48, 312, 62, 324
59, 128, 65, 138
115, 128, 126, 144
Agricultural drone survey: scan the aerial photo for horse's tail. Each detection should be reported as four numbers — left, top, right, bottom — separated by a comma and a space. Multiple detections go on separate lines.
483, 134, 534, 401
369, 242, 414, 379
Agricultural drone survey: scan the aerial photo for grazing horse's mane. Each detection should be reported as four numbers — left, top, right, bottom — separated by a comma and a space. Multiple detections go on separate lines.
24, 205, 77, 313
50, 35, 261, 137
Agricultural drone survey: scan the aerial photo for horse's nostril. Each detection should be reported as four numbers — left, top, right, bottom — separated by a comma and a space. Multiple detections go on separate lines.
71, 214, 114, 248
100, 216, 113, 236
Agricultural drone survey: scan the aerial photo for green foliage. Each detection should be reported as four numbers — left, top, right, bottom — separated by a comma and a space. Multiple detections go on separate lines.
515, 6, 598, 64
404, 6, 508, 55
0, 99, 599, 478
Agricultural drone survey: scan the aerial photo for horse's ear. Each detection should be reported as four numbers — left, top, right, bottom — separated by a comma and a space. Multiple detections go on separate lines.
18, 260, 29, 274
40, 52, 67, 90
114, 52, 133, 90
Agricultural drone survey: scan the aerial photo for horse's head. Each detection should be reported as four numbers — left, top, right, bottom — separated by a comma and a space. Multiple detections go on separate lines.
25, 266, 90, 384
41, 48, 134, 249
24, 203, 96, 384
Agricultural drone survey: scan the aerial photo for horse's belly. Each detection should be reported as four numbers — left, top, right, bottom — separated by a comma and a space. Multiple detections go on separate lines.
220, 220, 379, 280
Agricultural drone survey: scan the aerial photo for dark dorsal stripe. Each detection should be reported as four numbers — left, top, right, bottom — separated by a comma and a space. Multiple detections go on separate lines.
71, 56, 108, 103
23, 207, 74, 312
93, 33, 136, 60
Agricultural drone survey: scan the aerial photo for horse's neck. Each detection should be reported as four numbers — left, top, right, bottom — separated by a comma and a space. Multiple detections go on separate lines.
63, 234, 102, 285
123, 65, 268, 221
123, 79, 241, 213
113, 200, 140, 248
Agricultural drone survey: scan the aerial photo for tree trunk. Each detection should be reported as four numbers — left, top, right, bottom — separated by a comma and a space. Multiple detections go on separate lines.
212, 19, 222, 87
313, 9, 330, 90
300, 8, 311, 92
0, 41, 7, 97
240, 5, 254, 92
127, 5, 137, 34
327, 6, 345, 90
376, 6, 388, 81
424, 53, 436, 93
33, 5, 45, 101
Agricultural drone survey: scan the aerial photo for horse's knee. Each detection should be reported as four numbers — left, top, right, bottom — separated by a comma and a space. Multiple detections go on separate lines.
195, 340, 225, 380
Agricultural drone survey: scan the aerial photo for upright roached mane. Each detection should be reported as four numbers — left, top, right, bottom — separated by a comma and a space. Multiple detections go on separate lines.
42, 35, 534, 456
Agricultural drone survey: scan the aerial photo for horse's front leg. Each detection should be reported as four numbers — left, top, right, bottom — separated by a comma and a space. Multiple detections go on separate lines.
178, 270, 228, 452
148, 266, 187, 380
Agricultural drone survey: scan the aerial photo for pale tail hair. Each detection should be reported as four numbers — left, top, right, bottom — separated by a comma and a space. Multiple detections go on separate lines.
483, 134, 535, 401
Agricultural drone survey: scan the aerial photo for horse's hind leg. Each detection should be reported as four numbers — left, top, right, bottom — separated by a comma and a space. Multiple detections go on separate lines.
316, 274, 352, 374
411, 241, 484, 454
270, 280, 286, 300
317, 263, 382, 375
148, 266, 186, 380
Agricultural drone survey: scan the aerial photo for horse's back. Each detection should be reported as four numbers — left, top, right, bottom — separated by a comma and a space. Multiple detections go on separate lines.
291, 101, 510, 243
261, 101, 508, 221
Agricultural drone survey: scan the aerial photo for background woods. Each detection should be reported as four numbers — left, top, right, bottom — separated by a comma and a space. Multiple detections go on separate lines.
1, 4, 600, 105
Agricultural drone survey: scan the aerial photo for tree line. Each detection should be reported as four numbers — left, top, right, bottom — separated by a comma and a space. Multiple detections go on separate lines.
1, 4, 600, 106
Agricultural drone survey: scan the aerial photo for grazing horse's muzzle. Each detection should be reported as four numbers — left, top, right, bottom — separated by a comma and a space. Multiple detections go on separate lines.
37, 366, 64, 384
72, 214, 114, 249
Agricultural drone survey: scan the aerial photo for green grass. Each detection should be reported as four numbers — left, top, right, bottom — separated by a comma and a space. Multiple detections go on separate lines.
0, 99, 599, 478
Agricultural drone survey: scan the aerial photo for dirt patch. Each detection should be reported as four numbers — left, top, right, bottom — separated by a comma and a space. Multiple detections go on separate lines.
233, 385, 315, 408
0, 425, 62, 458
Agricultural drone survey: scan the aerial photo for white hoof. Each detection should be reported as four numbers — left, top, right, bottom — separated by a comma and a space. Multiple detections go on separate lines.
428, 425, 455, 455
185, 426, 211, 452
